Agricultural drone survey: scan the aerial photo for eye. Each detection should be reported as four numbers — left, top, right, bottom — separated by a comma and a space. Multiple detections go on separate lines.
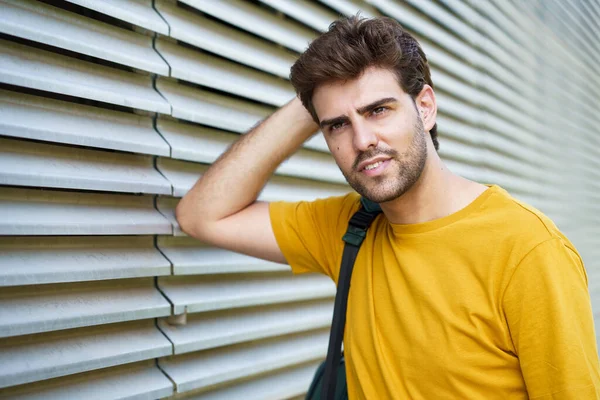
330, 122, 346, 132
372, 106, 388, 116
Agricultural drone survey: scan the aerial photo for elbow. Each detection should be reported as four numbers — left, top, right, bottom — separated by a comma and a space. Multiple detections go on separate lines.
175, 198, 198, 238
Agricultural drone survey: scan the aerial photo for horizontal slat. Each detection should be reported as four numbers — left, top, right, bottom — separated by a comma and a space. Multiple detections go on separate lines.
484, 169, 541, 199
157, 119, 328, 170
480, 110, 537, 147
0, 187, 171, 235
155, 0, 295, 78
406, 0, 537, 86
318, 0, 381, 18
304, 132, 329, 153
156, 183, 350, 237
158, 300, 332, 355
0, 0, 168, 74
368, 0, 535, 100
0, 236, 170, 287
279, 148, 345, 184
181, 0, 315, 53
0, 320, 172, 389
186, 362, 318, 400
435, 92, 481, 125
483, 149, 544, 182
259, 175, 351, 202
65, 0, 169, 35
366, 0, 482, 65
156, 157, 349, 200
0, 278, 170, 338
0, 89, 170, 156
442, 158, 484, 183
430, 67, 484, 107
157, 119, 239, 164
0, 137, 172, 194
156, 78, 271, 133
156, 196, 183, 236
425, 43, 479, 86
158, 272, 335, 315
157, 179, 352, 236
459, 0, 536, 61
259, 0, 337, 32
433, 68, 541, 135
437, 136, 483, 165
160, 158, 344, 198
448, 1, 537, 73
478, 73, 538, 120
0, 39, 170, 113
157, 236, 288, 275
436, 115, 482, 145
156, 38, 294, 106
158, 329, 328, 394
155, 159, 208, 199
0, 360, 173, 400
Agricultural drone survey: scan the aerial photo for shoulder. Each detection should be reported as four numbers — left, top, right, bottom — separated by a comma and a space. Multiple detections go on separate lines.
269, 191, 362, 232
483, 185, 585, 280
484, 185, 575, 248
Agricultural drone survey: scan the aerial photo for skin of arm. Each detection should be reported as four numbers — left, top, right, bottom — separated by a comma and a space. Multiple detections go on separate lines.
175, 97, 319, 264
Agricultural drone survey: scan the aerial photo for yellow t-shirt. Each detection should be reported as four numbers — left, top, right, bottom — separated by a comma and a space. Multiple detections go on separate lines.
269, 185, 600, 399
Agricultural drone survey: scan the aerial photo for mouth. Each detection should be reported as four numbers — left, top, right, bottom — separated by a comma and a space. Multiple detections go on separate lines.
359, 159, 391, 177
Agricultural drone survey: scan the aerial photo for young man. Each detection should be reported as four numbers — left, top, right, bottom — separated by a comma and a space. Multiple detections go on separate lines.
176, 16, 600, 399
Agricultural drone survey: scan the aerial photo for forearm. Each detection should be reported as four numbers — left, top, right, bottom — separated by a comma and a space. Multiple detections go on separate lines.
176, 97, 318, 238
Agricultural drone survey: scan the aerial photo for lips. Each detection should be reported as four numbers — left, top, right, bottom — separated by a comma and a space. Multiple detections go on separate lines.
357, 156, 392, 172
360, 159, 391, 177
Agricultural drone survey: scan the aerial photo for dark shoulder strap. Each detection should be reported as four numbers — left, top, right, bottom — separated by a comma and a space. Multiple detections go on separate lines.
321, 198, 381, 399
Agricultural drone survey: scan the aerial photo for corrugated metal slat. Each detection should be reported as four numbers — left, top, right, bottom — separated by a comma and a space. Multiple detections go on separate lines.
0, 236, 170, 287
158, 272, 335, 315
158, 330, 328, 394
0, 360, 173, 400
155, 0, 294, 78
181, 0, 316, 53
259, 0, 338, 32
0, 320, 171, 389
0, 137, 172, 194
0, 89, 170, 156
0, 187, 171, 235
0, 0, 169, 74
156, 38, 294, 107
186, 362, 318, 400
157, 300, 332, 355
64, 0, 169, 35
0, 278, 170, 338
0, 39, 170, 113
158, 236, 288, 275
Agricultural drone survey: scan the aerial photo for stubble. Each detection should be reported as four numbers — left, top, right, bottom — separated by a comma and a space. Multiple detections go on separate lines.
342, 117, 428, 203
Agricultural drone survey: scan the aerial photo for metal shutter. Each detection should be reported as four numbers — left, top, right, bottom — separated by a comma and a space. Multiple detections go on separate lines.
0, 0, 598, 399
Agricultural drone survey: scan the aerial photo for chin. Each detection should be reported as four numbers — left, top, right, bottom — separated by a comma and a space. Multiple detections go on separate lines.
351, 178, 413, 204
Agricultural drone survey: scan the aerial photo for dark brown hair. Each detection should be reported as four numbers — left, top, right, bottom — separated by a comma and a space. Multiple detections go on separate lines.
290, 15, 439, 150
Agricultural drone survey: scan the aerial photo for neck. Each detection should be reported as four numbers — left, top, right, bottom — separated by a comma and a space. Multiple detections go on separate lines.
380, 148, 486, 225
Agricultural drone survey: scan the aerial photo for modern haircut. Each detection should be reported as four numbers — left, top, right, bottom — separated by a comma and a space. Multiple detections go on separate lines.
290, 15, 439, 151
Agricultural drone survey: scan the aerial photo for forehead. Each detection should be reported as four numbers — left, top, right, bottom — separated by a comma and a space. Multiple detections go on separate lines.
312, 67, 407, 120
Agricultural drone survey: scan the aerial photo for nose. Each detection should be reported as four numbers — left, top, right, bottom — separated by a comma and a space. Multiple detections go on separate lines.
352, 119, 379, 152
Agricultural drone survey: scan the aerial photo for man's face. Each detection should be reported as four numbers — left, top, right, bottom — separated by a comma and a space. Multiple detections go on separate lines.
313, 66, 431, 203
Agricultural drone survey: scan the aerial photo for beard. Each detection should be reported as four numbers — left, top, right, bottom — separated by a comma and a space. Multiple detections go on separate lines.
341, 117, 428, 203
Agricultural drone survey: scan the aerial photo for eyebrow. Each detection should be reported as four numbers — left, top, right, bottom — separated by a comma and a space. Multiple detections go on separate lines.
319, 97, 398, 129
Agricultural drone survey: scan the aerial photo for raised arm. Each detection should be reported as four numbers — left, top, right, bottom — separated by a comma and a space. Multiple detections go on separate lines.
175, 97, 319, 264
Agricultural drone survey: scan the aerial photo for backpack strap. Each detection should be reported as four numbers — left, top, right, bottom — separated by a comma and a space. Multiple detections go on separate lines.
320, 197, 382, 399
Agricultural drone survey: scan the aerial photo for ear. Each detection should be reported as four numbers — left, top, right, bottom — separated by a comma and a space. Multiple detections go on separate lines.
415, 84, 437, 132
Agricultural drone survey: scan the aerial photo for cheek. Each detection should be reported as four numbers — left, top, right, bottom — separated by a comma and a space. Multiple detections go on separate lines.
380, 115, 417, 145
328, 141, 354, 168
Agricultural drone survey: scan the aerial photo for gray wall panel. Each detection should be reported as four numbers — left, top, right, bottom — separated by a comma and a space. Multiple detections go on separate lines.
0, 0, 598, 398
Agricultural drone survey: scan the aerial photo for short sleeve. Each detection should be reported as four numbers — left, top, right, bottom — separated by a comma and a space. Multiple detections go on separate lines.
269, 193, 360, 280
503, 238, 600, 399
